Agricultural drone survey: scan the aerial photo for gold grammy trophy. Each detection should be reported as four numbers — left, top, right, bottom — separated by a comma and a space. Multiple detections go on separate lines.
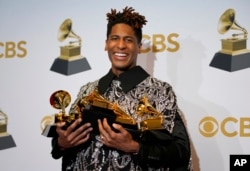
210, 9, 250, 72
41, 89, 165, 138
50, 18, 91, 75
0, 109, 16, 150
40, 90, 73, 137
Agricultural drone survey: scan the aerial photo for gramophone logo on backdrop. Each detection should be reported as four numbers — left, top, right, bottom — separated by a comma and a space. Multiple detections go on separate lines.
50, 18, 91, 75
0, 109, 16, 150
210, 9, 250, 72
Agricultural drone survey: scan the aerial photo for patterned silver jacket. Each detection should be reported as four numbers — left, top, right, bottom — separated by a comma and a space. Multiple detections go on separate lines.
51, 66, 191, 171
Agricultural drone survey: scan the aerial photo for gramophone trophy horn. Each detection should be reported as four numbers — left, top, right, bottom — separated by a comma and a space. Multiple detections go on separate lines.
50, 90, 71, 113
50, 18, 91, 75
58, 18, 82, 46
210, 8, 250, 72
218, 9, 248, 38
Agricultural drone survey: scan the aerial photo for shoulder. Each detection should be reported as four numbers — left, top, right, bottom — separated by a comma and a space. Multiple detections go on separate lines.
78, 80, 99, 96
70, 80, 99, 110
137, 76, 178, 114
140, 76, 177, 104
141, 76, 174, 92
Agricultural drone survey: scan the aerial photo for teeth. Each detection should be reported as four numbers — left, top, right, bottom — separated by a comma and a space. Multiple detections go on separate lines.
115, 53, 126, 57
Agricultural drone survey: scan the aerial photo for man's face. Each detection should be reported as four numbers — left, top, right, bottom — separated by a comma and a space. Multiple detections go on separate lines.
105, 23, 141, 76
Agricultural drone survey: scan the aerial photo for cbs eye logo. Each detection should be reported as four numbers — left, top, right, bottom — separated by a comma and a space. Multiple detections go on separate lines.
199, 116, 219, 137
199, 116, 250, 137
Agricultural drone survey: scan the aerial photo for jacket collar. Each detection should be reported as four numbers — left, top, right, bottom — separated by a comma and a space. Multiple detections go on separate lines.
98, 66, 149, 94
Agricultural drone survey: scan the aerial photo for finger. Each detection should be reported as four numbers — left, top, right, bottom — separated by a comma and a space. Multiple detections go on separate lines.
74, 123, 93, 139
98, 119, 105, 134
100, 135, 105, 140
71, 126, 93, 145
66, 118, 82, 133
77, 133, 91, 144
102, 118, 113, 133
61, 120, 90, 143
56, 121, 66, 128
61, 123, 93, 148
70, 122, 92, 139
112, 123, 123, 132
98, 119, 106, 142
98, 119, 110, 141
102, 118, 119, 142
56, 122, 66, 134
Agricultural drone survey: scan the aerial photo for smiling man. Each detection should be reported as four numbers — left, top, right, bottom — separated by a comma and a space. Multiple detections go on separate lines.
106, 23, 140, 74
51, 6, 191, 171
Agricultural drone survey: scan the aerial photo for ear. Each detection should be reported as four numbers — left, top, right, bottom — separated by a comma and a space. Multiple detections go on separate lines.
138, 43, 142, 54
104, 40, 107, 51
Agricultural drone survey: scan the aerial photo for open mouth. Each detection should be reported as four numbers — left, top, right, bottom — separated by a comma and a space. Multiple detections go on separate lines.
114, 52, 127, 57
114, 53, 128, 60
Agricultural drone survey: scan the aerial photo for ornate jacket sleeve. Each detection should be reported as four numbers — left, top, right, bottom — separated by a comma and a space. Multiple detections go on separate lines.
135, 86, 191, 170
136, 111, 191, 170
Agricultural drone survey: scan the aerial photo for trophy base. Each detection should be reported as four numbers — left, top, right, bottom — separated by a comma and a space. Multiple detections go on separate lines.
50, 57, 91, 75
0, 133, 16, 150
209, 51, 250, 72
42, 124, 57, 137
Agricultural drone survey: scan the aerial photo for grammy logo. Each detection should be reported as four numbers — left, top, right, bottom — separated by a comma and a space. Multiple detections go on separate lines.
50, 18, 91, 75
0, 109, 16, 150
210, 9, 250, 72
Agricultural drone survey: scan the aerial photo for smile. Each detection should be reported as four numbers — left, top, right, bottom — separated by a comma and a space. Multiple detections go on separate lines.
114, 53, 127, 57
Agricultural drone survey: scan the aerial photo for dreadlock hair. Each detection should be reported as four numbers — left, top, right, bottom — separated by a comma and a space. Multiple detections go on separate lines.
106, 6, 147, 43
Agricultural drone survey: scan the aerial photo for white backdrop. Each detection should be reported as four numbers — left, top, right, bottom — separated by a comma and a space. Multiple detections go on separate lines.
0, 0, 250, 171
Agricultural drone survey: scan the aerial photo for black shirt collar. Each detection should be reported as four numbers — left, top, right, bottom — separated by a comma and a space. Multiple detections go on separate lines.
98, 66, 149, 94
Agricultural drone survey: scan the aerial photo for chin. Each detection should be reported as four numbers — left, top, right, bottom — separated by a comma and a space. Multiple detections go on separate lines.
113, 65, 130, 71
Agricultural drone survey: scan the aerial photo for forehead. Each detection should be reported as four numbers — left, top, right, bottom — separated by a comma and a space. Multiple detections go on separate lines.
109, 23, 136, 37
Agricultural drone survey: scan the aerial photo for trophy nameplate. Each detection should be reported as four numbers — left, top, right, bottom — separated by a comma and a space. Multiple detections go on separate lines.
0, 110, 16, 150
210, 9, 250, 72
50, 18, 91, 75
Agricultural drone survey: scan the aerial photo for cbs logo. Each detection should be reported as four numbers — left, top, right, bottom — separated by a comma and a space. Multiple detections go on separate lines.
199, 116, 250, 137
141, 33, 180, 53
0, 41, 27, 58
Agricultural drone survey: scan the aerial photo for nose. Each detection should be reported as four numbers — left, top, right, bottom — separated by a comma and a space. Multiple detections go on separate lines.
117, 39, 126, 49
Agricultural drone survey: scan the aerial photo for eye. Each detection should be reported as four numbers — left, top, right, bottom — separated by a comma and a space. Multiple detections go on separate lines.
108, 35, 119, 41
110, 36, 118, 41
199, 116, 219, 137
124, 37, 134, 43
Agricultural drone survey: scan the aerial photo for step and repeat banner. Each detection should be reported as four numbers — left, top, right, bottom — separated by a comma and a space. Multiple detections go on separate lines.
0, 0, 250, 171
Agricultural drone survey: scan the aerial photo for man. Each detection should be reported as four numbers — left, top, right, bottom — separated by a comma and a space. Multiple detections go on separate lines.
51, 6, 191, 171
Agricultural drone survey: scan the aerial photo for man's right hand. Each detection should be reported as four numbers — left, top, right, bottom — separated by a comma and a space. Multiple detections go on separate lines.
56, 118, 93, 150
